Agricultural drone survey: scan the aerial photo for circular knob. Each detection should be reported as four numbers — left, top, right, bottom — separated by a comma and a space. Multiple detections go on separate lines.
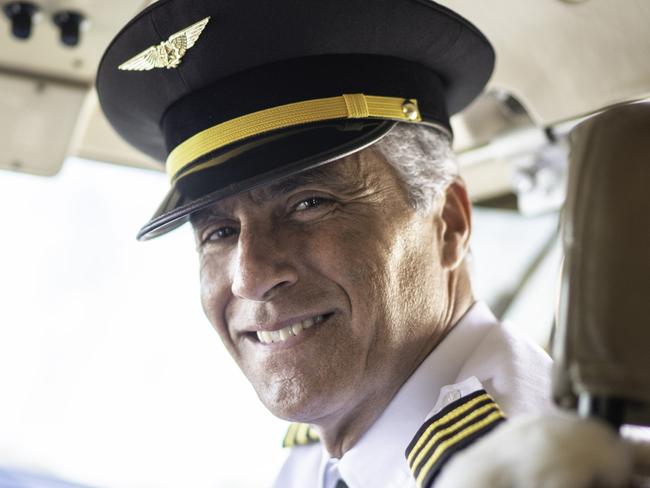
53, 10, 85, 47
3, 2, 39, 40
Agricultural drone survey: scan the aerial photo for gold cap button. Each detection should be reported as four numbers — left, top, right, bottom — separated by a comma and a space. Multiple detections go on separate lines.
402, 101, 420, 121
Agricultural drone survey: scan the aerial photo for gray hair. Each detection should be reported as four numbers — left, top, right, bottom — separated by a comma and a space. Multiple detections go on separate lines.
373, 123, 458, 213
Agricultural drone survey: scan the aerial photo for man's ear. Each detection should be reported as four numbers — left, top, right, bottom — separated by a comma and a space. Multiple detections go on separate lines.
440, 178, 472, 270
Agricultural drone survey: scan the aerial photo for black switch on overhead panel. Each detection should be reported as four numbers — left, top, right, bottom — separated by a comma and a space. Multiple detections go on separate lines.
53, 10, 85, 47
3, 1, 39, 40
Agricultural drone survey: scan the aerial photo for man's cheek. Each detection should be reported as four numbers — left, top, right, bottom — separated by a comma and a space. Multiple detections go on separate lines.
199, 262, 229, 329
200, 294, 228, 342
199, 274, 217, 320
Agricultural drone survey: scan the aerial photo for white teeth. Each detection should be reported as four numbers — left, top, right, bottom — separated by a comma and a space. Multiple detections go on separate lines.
258, 331, 271, 344
256, 315, 328, 344
302, 317, 315, 329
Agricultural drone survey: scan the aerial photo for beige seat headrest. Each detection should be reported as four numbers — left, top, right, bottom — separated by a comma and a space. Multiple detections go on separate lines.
555, 101, 650, 425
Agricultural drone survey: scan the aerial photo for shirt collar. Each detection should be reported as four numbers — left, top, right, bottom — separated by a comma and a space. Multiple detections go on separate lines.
325, 301, 499, 488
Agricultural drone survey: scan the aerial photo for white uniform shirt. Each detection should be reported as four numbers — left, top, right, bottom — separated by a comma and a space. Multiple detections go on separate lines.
272, 301, 552, 488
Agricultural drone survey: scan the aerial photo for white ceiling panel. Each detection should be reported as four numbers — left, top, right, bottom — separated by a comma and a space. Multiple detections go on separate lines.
440, 0, 650, 125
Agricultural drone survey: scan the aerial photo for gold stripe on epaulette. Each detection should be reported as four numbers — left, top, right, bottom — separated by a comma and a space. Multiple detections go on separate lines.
282, 423, 320, 448
165, 94, 421, 182
406, 393, 491, 465
405, 390, 506, 488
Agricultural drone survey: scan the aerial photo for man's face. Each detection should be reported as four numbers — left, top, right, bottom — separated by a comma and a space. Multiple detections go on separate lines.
193, 148, 453, 423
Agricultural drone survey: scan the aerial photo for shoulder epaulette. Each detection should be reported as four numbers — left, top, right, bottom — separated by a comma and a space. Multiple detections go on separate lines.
282, 423, 320, 448
405, 389, 506, 488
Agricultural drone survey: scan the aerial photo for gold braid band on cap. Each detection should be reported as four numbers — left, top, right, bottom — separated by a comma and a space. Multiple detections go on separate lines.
165, 94, 421, 182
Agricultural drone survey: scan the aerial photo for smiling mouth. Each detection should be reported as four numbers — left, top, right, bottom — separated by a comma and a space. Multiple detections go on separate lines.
255, 314, 331, 345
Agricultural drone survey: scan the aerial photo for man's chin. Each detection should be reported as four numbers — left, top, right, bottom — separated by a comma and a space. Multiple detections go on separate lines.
254, 379, 348, 424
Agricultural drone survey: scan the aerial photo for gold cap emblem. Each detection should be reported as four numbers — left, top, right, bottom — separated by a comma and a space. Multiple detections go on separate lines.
118, 16, 211, 71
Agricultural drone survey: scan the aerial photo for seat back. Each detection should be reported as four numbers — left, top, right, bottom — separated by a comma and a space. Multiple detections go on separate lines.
553, 101, 650, 427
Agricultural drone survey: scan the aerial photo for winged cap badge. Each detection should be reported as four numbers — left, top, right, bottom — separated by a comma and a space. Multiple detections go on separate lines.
119, 16, 211, 71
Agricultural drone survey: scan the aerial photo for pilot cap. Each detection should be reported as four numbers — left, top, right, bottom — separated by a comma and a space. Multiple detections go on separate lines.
96, 0, 495, 240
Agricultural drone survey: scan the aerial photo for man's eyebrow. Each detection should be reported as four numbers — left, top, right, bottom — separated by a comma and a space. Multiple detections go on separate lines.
190, 163, 353, 226
261, 165, 349, 199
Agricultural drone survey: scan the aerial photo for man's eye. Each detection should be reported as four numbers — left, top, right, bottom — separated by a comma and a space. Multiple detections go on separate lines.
206, 226, 238, 241
295, 197, 331, 211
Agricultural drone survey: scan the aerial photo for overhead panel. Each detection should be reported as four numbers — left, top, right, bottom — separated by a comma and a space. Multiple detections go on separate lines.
0, 0, 150, 83
0, 0, 150, 176
0, 71, 85, 176
441, 0, 650, 126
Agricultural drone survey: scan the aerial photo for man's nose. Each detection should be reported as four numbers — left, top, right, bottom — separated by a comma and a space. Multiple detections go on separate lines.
231, 228, 298, 301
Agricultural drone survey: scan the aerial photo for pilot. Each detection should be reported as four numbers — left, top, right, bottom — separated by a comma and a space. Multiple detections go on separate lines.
96, 0, 552, 486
